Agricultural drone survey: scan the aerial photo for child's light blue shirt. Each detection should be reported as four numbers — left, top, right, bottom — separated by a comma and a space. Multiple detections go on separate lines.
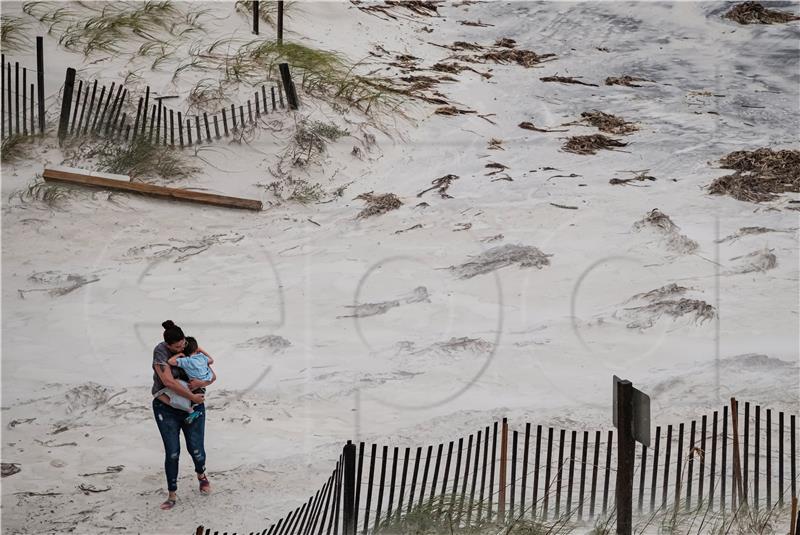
175, 353, 213, 381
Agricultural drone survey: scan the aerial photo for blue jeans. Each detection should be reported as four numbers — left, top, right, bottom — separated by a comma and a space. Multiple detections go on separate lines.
152, 397, 206, 491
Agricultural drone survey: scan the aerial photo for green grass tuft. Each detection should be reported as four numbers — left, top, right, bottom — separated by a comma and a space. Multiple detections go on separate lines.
1, 135, 36, 163
92, 136, 200, 181
1, 15, 31, 51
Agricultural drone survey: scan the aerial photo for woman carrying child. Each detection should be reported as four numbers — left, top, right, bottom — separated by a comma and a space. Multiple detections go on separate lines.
152, 320, 217, 510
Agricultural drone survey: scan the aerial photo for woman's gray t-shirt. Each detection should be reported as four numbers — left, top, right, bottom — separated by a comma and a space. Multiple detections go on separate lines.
152, 342, 176, 395
152, 341, 205, 396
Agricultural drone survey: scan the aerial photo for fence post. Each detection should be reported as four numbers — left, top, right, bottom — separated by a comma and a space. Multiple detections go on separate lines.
57, 68, 76, 145
499, 417, 508, 521
616, 379, 634, 535
342, 441, 356, 535
792, 496, 798, 535
277, 0, 284, 44
279, 63, 299, 110
36, 36, 45, 134
253, 0, 259, 35
731, 398, 744, 511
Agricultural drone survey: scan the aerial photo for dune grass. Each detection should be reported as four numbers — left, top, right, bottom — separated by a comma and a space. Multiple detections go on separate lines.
1, 15, 31, 51
343, 480, 794, 535
193, 38, 408, 116
22, 1, 205, 57
1, 134, 36, 163
91, 136, 200, 181
235, 0, 296, 26
8, 176, 76, 209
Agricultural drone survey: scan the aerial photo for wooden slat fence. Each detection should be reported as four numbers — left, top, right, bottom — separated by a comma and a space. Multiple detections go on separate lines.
196, 400, 798, 534
1, 37, 46, 140
57, 63, 298, 147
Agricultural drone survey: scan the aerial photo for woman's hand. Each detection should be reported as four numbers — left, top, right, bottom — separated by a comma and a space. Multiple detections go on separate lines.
190, 392, 205, 404
188, 379, 209, 391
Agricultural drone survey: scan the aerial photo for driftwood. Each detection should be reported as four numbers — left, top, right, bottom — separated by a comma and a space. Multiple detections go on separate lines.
42, 167, 262, 211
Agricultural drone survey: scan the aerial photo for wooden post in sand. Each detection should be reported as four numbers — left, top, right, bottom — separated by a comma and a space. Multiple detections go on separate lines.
57, 68, 75, 145
791, 496, 798, 535
343, 440, 356, 535
252, 0, 259, 35
277, 0, 284, 44
498, 417, 508, 521
615, 380, 634, 535
36, 36, 45, 133
731, 398, 744, 511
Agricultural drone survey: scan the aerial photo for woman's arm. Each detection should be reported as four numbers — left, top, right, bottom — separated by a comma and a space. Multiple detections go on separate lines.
155, 363, 204, 403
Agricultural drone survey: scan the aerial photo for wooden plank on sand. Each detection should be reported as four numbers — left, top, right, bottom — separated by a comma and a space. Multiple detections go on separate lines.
42, 166, 262, 211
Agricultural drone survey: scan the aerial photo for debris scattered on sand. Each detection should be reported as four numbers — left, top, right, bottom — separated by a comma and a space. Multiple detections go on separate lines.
395, 223, 424, 234
487, 138, 504, 150
18, 271, 100, 299
563, 134, 627, 155
352, 0, 442, 19
481, 234, 504, 243
449, 244, 552, 279
435, 106, 477, 116
485, 162, 509, 176
610, 169, 656, 185
580, 111, 638, 135
417, 174, 459, 198
495, 38, 517, 48
453, 222, 472, 231
458, 19, 494, 27
236, 335, 291, 352
723, 2, 800, 24
541, 75, 598, 87
390, 54, 421, 69
550, 202, 578, 210
78, 484, 111, 495
518, 121, 568, 133
605, 75, 653, 87
627, 283, 690, 302
401, 75, 455, 91
715, 226, 797, 243
432, 41, 484, 51
729, 247, 777, 273
708, 148, 800, 202
432, 62, 470, 74
402, 336, 494, 356
398, 75, 454, 104
355, 192, 403, 218
479, 48, 555, 68
79, 466, 124, 477
8, 418, 36, 429
620, 297, 716, 330
616, 283, 715, 330
125, 233, 244, 263
338, 286, 430, 318
2, 463, 21, 478
633, 208, 699, 254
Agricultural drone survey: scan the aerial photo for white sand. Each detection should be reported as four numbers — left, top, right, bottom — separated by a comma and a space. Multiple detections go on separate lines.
1, 1, 798, 533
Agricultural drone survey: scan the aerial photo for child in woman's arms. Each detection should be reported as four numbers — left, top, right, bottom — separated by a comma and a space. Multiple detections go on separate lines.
166, 336, 214, 423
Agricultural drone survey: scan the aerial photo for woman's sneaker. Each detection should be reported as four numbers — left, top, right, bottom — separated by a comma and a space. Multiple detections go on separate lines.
184, 411, 201, 424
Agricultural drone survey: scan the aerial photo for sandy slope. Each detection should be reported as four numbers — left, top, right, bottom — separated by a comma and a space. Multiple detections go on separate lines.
1, 1, 798, 533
